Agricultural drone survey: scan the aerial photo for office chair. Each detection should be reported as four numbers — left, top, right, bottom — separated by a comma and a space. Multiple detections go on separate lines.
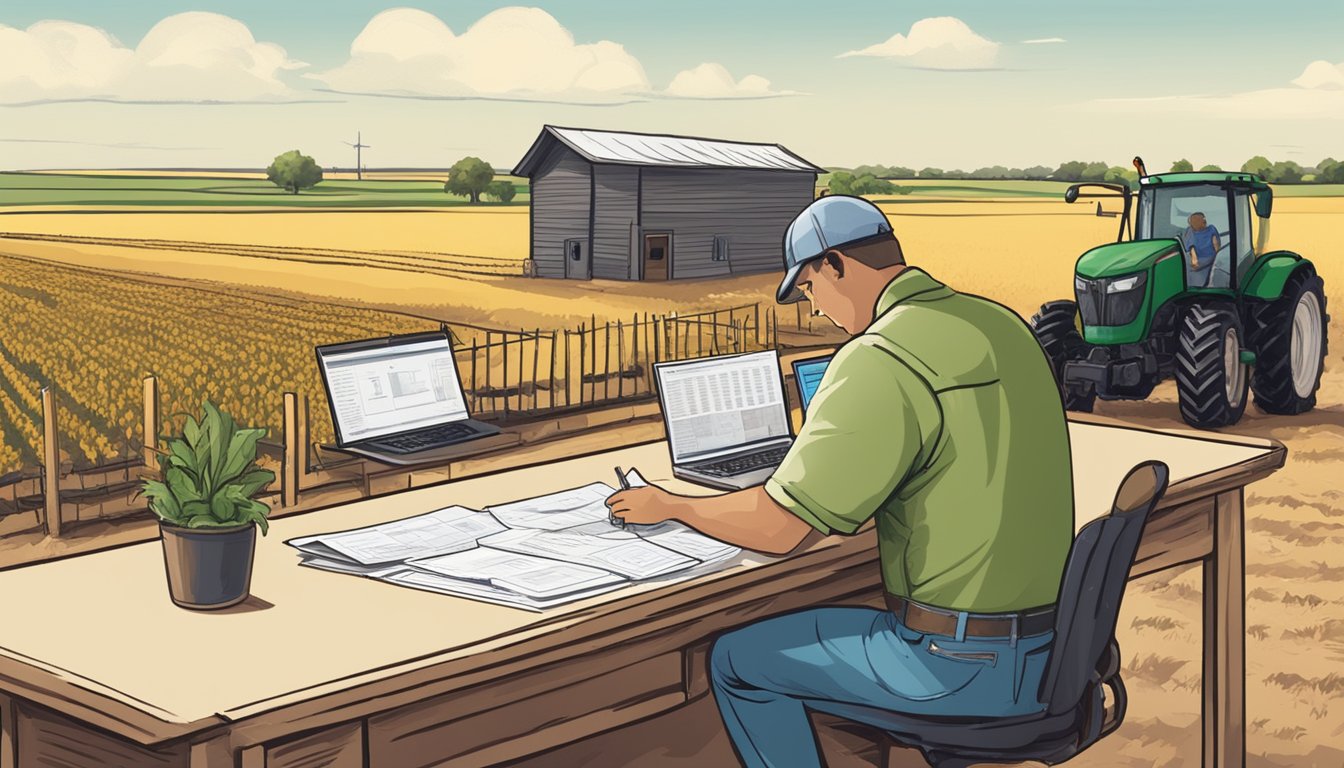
832, 461, 1171, 768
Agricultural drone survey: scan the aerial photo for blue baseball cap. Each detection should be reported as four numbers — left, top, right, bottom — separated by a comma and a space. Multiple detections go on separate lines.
776, 195, 894, 304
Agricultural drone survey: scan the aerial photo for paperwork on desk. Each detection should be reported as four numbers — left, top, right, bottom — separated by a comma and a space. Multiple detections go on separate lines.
286, 469, 741, 611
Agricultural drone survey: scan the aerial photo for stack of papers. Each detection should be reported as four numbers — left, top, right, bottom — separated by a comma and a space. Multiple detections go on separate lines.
286, 470, 742, 611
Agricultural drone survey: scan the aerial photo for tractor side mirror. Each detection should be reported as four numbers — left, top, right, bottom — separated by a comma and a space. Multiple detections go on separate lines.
1064, 186, 1081, 204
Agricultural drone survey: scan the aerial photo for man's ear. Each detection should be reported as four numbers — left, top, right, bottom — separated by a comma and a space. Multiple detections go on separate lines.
822, 250, 845, 279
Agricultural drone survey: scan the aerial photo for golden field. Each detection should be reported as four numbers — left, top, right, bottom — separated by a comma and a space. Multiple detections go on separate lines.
0, 196, 1342, 766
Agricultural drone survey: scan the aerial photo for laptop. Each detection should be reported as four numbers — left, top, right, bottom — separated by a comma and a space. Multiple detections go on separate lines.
791, 354, 834, 419
316, 331, 500, 466
654, 350, 794, 491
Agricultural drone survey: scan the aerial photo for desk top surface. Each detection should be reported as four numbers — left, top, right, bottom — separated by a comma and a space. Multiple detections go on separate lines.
0, 419, 1281, 735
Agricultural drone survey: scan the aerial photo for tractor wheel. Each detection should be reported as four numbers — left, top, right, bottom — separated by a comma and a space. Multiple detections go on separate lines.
1176, 305, 1250, 428
1030, 300, 1096, 412
1248, 269, 1329, 414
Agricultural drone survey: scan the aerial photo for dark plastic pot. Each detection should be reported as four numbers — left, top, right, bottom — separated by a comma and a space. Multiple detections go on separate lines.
159, 522, 257, 610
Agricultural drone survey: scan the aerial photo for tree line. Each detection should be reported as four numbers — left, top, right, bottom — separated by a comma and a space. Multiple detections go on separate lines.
262, 150, 519, 201
834, 157, 1344, 185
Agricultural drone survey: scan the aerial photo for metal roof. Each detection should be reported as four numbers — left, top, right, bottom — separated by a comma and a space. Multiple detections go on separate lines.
512, 125, 824, 176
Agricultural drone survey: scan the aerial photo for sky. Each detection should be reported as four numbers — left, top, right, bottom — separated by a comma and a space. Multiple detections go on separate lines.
2, 1, 1342, 172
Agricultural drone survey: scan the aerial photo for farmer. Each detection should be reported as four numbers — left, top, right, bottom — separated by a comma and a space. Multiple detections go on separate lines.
1183, 212, 1221, 288
606, 195, 1074, 767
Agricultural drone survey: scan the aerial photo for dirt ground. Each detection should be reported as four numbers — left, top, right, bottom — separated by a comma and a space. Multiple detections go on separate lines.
1, 198, 1341, 765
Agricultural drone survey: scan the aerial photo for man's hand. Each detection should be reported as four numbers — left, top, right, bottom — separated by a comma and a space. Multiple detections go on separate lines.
1189, 248, 1200, 269
606, 486, 685, 526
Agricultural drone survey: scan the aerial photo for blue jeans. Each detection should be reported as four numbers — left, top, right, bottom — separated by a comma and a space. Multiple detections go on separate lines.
709, 606, 1054, 768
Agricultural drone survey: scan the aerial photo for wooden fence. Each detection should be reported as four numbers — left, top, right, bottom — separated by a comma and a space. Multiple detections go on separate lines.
0, 300, 833, 541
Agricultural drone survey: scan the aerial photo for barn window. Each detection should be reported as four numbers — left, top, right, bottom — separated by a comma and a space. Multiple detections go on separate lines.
713, 235, 730, 262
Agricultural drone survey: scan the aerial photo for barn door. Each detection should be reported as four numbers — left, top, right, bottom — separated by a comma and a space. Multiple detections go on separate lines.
564, 238, 590, 280
643, 233, 671, 281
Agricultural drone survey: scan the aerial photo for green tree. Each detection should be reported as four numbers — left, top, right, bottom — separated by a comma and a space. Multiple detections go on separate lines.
1267, 160, 1304, 183
1314, 158, 1339, 183
1104, 166, 1138, 187
445, 156, 495, 203
1241, 156, 1273, 178
919, 167, 945, 179
1022, 165, 1053, 180
485, 180, 517, 203
265, 150, 322, 195
1170, 158, 1194, 172
1080, 161, 1109, 181
1053, 161, 1087, 181
1199, 164, 1223, 172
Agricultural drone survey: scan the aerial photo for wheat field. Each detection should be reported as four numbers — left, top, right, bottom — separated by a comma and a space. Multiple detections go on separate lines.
0, 196, 1341, 765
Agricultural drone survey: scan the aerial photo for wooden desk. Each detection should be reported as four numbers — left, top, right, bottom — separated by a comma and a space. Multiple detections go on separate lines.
0, 417, 1283, 768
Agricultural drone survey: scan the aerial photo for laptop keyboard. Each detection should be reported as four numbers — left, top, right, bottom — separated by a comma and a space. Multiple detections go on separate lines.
369, 422, 479, 453
690, 446, 790, 477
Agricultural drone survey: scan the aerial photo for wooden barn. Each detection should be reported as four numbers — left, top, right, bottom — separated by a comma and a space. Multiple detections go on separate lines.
512, 126, 823, 281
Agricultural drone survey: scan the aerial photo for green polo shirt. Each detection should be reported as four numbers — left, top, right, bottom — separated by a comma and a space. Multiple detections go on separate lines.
765, 268, 1073, 613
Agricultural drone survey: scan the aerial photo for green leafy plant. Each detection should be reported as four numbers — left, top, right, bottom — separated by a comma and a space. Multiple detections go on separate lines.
141, 400, 275, 534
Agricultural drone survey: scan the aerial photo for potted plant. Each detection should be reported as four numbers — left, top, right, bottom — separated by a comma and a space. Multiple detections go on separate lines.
141, 400, 275, 610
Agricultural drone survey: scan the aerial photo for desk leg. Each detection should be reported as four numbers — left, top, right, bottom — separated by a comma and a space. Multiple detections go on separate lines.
1202, 489, 1245, 768
1, 694, 16, 768
190, 734, 236, 768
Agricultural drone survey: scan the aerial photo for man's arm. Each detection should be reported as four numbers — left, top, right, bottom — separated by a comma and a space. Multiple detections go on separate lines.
607, 485, 816, 555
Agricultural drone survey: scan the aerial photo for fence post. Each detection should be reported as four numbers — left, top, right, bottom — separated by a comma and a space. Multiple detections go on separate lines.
548, 331, 557, 412
531, 328, 541, 413
578, 325, 587, 406
40, 387, 62, 537
298, 393, 311, 484
754, 304, 762, 346
142, 375, 159, 473
566, 330, 574, 407
282, 392, 299, 508
502, 333, 510, 419
470, 338, 478, 413
616, 319, 625, 399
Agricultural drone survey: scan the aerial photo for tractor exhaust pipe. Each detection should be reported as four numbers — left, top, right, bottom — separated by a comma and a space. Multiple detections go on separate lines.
1132, 156, 1148, 177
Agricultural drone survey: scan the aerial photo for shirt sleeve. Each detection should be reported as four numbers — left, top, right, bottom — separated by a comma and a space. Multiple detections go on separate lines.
765, 338, 941, 535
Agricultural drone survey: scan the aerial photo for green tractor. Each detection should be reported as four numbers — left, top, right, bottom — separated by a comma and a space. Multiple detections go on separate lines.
1032, 157, 1328, 428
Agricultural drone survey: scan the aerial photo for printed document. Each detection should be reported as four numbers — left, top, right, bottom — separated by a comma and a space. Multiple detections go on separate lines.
286, 505, 505, 565
409, 547, 623, 598
486, 482, 615, 530
480, 527, 697, 580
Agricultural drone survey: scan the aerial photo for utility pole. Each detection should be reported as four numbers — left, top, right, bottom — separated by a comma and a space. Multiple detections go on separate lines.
344, 132, 370, 180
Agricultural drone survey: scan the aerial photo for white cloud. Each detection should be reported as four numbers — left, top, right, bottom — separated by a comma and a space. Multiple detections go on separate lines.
663, 63, 790, 99
1292, 60, 1344, 90
1088, 59, 1344, 120
0, 12, 308, 105
1022, 37, 1066, 44
837, 17, 1000, 71
310, 7, 650, 103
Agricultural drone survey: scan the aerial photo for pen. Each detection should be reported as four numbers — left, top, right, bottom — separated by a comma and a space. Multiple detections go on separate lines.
610, 466, 630, 529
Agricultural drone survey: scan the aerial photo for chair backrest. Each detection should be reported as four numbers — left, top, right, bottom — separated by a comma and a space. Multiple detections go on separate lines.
1037, 461, 1170, 712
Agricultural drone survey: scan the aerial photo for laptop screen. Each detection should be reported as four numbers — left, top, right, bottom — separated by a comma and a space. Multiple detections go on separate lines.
655, 350, 790, 463
792, 355, 833, 415
318, 334, 470, 444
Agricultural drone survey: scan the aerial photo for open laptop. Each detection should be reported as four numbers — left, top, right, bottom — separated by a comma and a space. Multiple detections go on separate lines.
654, 350, 793, 491
791, 353, 834, 419
316, 331, 499, 465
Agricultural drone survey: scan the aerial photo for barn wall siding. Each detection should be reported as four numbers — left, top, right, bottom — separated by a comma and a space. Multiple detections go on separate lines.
530, 146, 591, 278
639, 168, 814, 279
592, 165, 639, 280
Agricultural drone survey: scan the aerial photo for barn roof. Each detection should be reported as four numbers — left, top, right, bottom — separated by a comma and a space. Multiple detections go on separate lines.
512, 125, 824, 177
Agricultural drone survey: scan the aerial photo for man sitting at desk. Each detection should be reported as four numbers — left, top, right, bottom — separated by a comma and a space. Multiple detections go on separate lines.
607, 195, 1074, 768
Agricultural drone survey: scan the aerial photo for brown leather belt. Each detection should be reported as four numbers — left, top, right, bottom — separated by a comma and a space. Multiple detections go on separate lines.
885, 594, 1056, 639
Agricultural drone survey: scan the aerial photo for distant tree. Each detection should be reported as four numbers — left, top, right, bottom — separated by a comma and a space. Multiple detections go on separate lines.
1319, 160, 1344, 184
445, 156, 495, 203
887, 166, 916, 178
1053, 161, 1088, 181
1022, 165, 1053, 180
1314, 158, 1341, 183
1241, 156, 1273, 178
1080, 162, 1109, 181
265, 150, 323, 195
970, 165, 1012, 179
485, 180, 517, 203
919, 167, 945, 179
1170, 158, 1194, 172
947, 169, 968, 178
1104, 166, 1138, 187
829, 172, 903, 196
1267, 160, 1304, 184
1199, 164, 1223, 172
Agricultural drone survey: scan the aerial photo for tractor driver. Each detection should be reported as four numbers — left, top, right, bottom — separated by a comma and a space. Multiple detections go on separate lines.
1183, 212, 1221, 288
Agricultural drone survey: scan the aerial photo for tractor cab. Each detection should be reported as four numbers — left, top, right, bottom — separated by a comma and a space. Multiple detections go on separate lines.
1031, 156, 1326, 430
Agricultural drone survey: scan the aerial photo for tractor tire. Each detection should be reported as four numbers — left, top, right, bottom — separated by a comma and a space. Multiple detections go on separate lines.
1030, 300, 1096, 412
1248, 269, 1329, 414
1176, 305, 1250, 428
